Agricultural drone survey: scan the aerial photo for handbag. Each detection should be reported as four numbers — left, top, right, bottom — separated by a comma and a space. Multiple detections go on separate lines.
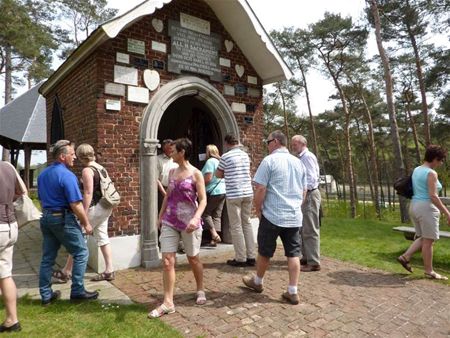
4, 162, 42, 227
393, 175, 413, 199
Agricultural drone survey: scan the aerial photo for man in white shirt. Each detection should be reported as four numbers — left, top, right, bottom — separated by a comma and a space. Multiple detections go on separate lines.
291, 135, 322, 272
157, 139, 178, 199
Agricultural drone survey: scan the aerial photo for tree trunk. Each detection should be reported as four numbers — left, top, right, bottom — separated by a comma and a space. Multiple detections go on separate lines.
336, 134, 346, 202
298, 62, 319, 156
277, 83, 290, 144
2, 44, 12, 162
370, 0, 408, 222
405, 92, 421, 165
405, 0, 430, 146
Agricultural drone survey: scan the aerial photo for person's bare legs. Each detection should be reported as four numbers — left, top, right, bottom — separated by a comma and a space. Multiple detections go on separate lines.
0, 277, 18, 326
256, 255, 270, 279
421, 238, 434, 274
402, 237, 423, 261
187, 255, 204, 291
99, 244, 113, 273
162, 253, 176, 307
287, 257, 300, 287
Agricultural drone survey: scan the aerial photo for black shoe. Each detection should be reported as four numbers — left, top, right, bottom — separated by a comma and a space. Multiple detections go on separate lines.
42, 290, 61, 306
0, 322, 21, 332
70, 290, 99, 301
226, 259, 247, 267
246, 258, 256, 266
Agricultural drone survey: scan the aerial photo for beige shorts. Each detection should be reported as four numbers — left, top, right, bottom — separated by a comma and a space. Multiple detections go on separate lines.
409, 201, 440, 240
0, 222, 18, 279
160, 224, 202, 257
88, 202, 112, 247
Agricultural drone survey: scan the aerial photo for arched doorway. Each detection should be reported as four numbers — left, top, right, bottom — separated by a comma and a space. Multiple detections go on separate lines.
139, 76, 239, 267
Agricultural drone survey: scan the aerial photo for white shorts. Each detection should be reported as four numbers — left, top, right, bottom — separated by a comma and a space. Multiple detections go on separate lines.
0, 222, 18, 279
160, 224, 202, 257
409, 201, 440, 240
88, 202, 112, 246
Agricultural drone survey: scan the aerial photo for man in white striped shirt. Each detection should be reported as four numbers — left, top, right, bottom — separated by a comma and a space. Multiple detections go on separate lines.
216, 134, 256, 267
242, 130, 307, 305
291, 135, 322, 272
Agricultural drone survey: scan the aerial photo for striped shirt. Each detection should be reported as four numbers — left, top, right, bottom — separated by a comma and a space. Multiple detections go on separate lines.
218, 147, 253, 199
254, 148, 307, 228
298, 148, 320, 190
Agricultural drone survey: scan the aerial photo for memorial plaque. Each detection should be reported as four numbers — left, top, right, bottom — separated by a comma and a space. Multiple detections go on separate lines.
114, 65, 138, 86
244, 116, 254, 124
223, 74, 231, 82
127, 86, 149, 104
246, 104, 256, 112
247, 76, 257, 85
231, 102, 246, 113
168, 20, 221, 82
127, 38, 145, 55
224, 85, 235, 96
106, 99, 121, 111
105, 82, 126, 96
131, 56, 149, 69
219, 57, 231, 67
152, 60, 165, 70
116, 52, 129, 64
180, 12, 210, 35
235, 83, 247, 95
248, 88, 261, 97
152, 41, 167, 53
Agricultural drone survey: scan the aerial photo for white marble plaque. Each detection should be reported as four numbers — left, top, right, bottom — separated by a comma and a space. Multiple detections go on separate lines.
105, 82, 126, 96
219, 58, 231, 67
247, 76, 257, 85
235, 64, 245, 78
106, 99, 121, 111
114, 65, 138, 86
152, 41, 167, 53
127, 86, 149, 104
231, 102, 246, 113
180, 12, 210, 35
143, 69, 160, 91
224, 40, 234, 53
248, 88, 261, 97
152, 18, 164, 33
127, 38, 145, 55
116, 52, 129, 64
224, 85, 235, 96
198, 153, 206, 161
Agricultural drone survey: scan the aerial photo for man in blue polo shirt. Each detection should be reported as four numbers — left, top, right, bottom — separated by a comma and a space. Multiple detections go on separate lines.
242, 130, 307, 305
38, 140, 98, 305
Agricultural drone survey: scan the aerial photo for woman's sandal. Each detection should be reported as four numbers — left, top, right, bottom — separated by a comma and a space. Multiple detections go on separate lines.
424, 271, 448, 280
91, 271, 115, 282
212, 234, 221, 244
196, 290, 207, 305
396, 255, 413, 273
148, 304, 176, 318
52, 270, 71, 284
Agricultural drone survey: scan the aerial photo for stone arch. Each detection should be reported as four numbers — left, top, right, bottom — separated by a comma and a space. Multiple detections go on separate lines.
139, 76, 239, 267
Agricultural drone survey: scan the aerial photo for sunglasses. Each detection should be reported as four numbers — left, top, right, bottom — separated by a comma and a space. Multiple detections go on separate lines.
266, 139, 276, 145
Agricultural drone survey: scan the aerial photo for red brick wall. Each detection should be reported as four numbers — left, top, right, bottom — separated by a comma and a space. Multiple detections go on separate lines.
46, 0, 264, 237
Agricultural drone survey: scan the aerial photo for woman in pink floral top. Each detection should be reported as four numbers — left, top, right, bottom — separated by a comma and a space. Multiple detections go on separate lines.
148, 138, 207, 319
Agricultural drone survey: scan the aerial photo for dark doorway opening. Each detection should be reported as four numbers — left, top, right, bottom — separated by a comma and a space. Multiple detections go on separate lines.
158, 96, 222, 169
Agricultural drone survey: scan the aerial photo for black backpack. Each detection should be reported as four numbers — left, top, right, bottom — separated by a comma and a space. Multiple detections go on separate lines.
394, 175, 413, 199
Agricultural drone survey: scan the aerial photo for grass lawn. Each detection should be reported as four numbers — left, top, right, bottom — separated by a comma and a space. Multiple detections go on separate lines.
321, 216, 450, 285
1, 297, 181, 338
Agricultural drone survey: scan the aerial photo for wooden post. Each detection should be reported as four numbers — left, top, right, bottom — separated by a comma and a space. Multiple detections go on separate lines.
24, 145, 32, 189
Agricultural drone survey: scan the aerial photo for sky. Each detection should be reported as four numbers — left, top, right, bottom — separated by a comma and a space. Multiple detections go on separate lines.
2, 0, 372, 164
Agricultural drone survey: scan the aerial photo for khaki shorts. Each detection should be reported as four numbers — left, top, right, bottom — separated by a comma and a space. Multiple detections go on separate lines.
160, 224, 202, 257
0, 222, 18, 279
409, 201, 440, 240
88, 202, 112, 247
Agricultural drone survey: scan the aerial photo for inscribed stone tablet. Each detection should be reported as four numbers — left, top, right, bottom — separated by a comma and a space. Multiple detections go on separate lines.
152, 41, 167, 53
127, 86, 149, 104
127, 38, 145, 55
106, 99, 121, 111
116, 52, 129, 64
247, 76, 257, 85
105, 82, 126, 96
114, 65, 138, 86
180, 12, 210, 35
248, 88, 261, 97
231, 102, 246, 113
224, 85, 235, 96
219, 58, 231, 67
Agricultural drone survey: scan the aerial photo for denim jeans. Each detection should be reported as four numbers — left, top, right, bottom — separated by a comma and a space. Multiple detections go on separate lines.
39, 210, 88, 300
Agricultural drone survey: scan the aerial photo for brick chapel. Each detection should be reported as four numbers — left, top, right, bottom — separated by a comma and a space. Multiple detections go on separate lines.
39, 0, 292, 271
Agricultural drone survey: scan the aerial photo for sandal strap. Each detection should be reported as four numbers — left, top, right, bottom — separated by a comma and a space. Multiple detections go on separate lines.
148, 304, 175, 318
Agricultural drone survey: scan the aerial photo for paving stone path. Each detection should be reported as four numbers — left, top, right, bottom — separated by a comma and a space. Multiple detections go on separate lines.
113, 248, 450, 338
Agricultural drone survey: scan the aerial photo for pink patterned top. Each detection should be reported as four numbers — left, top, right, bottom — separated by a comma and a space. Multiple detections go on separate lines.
161, 174, 202, 231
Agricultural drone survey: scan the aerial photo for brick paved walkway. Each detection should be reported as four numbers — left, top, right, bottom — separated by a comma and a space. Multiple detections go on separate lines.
112, 248, 450, 337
